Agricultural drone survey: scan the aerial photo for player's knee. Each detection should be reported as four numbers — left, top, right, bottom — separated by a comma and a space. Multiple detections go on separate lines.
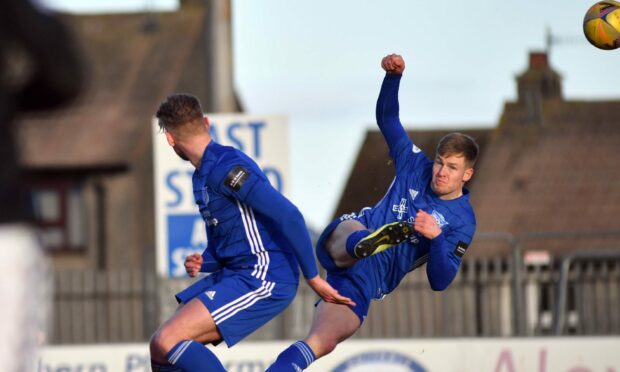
317, 339, 339, 358
306, 336, 338, 358
149, 326, 176, 359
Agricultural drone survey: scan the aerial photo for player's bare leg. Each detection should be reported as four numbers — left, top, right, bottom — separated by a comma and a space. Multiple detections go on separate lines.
304, 301, 361, 358
150, 298, 224, 368
325, 220, 367, 268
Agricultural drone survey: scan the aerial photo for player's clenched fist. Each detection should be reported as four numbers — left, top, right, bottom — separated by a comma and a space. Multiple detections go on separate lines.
381, 53, 405, 75
414, 209, 442, 239
184, 252, 203, 277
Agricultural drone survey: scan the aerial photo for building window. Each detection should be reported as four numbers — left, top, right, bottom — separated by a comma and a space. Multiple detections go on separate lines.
30, 182, 87, 252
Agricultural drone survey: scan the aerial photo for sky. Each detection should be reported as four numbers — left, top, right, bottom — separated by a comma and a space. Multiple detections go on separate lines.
43, 0, 620, 229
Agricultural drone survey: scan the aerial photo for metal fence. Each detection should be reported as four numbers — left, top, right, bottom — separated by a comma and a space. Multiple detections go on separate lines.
48, 232, 620, 344
49, 270, 159, 344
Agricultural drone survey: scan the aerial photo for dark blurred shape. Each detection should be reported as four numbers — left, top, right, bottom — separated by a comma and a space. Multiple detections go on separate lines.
0, 0, 83, 223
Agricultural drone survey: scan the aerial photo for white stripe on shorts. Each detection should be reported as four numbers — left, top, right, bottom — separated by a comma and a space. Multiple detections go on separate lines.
211, 281, 275, 324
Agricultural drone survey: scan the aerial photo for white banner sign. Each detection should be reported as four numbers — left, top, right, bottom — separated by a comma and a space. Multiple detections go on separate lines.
153, 114, 289, 278
38, 338, 620, 372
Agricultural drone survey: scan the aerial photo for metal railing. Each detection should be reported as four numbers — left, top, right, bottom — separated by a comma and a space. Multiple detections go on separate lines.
47, 230, 620, 344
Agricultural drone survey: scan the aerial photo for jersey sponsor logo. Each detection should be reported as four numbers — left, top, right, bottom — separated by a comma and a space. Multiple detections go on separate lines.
431, 210, 449, 228
339, 212, 358, 221
206, 290, 216, 300
392, 198, 408, 220
411, 144, 422, 153
408, 188, 419, 201
454, 241, 469, 257
224, 166, 250, 191
332, 351, 426, 372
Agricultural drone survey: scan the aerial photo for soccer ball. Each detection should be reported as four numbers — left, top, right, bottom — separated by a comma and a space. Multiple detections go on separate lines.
583, 1, 620, 50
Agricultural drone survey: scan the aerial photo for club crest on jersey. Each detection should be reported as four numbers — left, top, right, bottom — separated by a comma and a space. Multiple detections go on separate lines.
225, 166, 250, 191
431, 210, 449, 228
392, 198, 408, 220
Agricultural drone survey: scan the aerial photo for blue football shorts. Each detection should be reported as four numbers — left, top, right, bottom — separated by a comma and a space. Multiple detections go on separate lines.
315, 216, 388, 324
175, 270, 298, 347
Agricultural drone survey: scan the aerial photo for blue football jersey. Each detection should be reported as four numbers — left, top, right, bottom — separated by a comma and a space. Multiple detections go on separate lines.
342, 72, 477, 296
192, 141, 307, 284
354, 134, 476, 295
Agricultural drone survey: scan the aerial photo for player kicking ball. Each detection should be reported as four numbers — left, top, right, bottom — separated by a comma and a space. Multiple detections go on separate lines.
267, 53, 479, 371
149, 94, 353, 372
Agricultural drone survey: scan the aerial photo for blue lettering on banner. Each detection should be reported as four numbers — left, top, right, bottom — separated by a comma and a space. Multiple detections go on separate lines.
248, 121, 265, 158
332, 351, 426, 372
165, 171, 183, 208
168, 214, 205, 277
210, 121, 267, 158
263, 167, 283, 193
226, 122, 244, 152
209, 125, 219, 142
165, 170, 194, 208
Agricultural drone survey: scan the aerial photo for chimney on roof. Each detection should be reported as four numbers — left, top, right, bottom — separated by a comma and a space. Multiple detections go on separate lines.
515, 51, 563, 124
180, 0, 204, 8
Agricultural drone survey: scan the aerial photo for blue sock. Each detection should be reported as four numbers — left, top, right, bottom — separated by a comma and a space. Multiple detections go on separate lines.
345, 230, 371, 258
166, 340, 226, 372
151, 360, 183, 372
266, 340, 316, 372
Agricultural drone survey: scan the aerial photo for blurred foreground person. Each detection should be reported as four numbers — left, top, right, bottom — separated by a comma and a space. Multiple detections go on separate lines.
0, 0, 82, 370
268, 54, 478, 371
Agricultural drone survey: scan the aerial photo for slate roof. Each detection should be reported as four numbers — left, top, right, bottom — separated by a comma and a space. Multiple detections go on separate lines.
16, 2, 211, 169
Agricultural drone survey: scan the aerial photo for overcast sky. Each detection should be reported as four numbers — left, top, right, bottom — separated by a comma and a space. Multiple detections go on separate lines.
43, 0, 620, 228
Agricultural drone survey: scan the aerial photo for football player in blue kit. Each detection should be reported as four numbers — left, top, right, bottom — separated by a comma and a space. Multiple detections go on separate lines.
149, 94, 354, 372
267, 54, 479, 371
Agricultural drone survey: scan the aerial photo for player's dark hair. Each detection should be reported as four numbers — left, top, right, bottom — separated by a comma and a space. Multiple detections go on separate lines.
155, 93, 204, 132
436, 132, 479, 167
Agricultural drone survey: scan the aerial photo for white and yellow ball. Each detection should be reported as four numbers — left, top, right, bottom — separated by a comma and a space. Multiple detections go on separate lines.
583, 1, 620, 50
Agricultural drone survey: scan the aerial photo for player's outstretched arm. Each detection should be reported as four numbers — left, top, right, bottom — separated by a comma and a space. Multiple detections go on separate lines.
376, 54, 408, 152
242, 179, 355, 305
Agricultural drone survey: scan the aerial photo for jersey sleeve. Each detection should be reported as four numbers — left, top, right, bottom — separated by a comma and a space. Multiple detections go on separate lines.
375, 73, 408, 152
240, 181, 318, 279
208, 154, 319, 279
425, 221, 475, 291
200, 248, 222, 273
208, 154, 264, 203
376, 74, 432, 176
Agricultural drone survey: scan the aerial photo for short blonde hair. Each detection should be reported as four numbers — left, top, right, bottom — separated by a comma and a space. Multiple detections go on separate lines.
155, 93, 204, 134
436, 132, 479, 167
